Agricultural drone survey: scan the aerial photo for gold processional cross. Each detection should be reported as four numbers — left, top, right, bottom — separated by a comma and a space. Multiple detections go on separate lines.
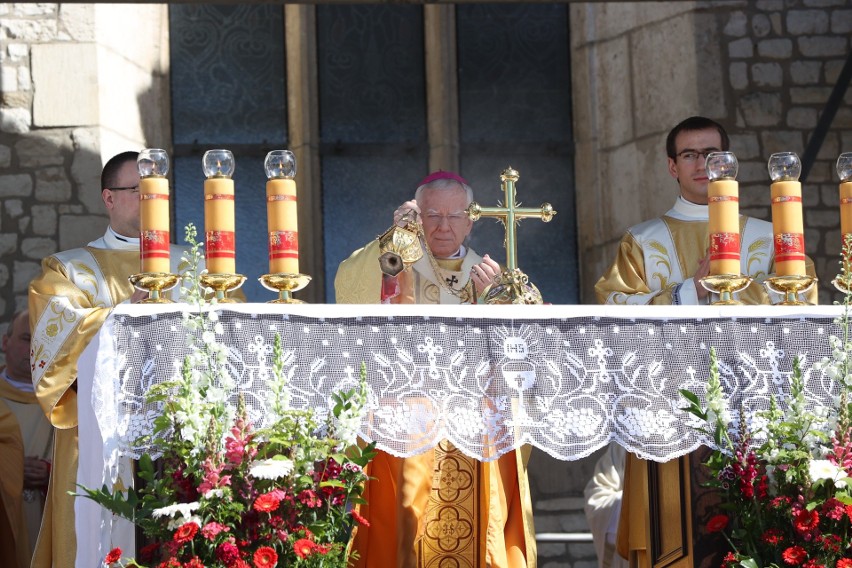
466, 167, 556, 303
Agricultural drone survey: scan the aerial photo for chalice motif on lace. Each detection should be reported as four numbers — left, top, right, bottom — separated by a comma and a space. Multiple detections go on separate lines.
501, 335, 537, 427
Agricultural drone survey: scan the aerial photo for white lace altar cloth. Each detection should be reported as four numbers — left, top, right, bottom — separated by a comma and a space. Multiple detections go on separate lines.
92, 303, 846, 466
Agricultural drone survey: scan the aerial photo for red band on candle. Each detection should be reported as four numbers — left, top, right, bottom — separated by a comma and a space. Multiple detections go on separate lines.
268, 195, 297, 202
205, 194, 235, 201
774, 233, 805, 261
140, 230, 170, 258
206, 231, 235, 258
771, 196, 802, 204
708, 196, 739, 203
268, 231, 299, 259
141, 194, 169, 201
710, 232, 741, 261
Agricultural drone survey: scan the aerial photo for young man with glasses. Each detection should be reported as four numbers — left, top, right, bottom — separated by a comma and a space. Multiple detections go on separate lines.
594, 115, 816, 306
334, 172, 535, 568
28, 151, 192, 568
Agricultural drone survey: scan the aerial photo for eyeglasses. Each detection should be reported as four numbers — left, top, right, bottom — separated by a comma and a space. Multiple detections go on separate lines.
109, 185, 140, 191
676, 148, 720, 163
423, 212, 470, 227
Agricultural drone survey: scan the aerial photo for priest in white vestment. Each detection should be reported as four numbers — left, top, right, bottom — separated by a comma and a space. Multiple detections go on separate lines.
590, 116, 817, 568
29, 151, 192, 568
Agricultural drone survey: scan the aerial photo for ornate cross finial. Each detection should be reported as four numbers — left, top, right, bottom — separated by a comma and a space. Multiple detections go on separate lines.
465, 167, 556, 270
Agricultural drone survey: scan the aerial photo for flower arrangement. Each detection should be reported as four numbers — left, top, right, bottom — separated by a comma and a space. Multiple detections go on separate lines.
681, 248, 852, 568
80, 224, 375, 568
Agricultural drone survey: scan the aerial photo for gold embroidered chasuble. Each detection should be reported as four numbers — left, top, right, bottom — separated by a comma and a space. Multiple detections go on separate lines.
29, 228, 189, 568
335, 239, 536, 568
0, 398, 29, 568
0, 373, 54, 559
595, 197, 817, 305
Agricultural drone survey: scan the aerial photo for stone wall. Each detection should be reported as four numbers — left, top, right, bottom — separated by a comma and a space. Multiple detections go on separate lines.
0, 3, 170, 339
573, 0, 852, 304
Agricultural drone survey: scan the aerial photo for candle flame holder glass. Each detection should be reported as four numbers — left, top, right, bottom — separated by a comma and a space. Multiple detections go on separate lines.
138, 148, 169, 178
265, 150, 297, 179
838, 152, 852, 183
768, 152, 801, 182
202, 149, 235, 178
706, 151, 738, 181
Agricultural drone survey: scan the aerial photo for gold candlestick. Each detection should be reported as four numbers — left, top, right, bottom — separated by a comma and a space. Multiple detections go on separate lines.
699, 274, 752, 305
259, 273, 312, 304
129, 273, 180, 304
764, 274, 817, 305
200, 273, 246, 303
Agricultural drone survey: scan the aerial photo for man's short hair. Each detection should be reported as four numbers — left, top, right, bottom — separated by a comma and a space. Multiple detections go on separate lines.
101, 151, 139, 191
665, 116, 730, 159
415, 178, 474, 205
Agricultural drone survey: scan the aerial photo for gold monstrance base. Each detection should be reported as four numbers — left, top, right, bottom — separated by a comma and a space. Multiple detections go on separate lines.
764, 274, 817, 305
199, 273, 246, 303
129, 272, 180, 303
259, 273, 312, 304
699, 274, 752, 305
480, 268, 543, 305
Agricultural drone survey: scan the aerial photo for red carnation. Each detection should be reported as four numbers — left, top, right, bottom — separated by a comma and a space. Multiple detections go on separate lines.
297, 489, 322, 508
293, 538, 316, 559
792, 509, 819, 534
253, 546, 278, 568
216, 540, 241, 565
157, 558, 181, 568
138, 542, 160, 563
837, 559, 852, 568
706, 514, 728, 533
104, 547, 122, 565
722, 552, 738, 568
173, 521, 199, 544
351, 509, 371, 527
762, 528, 784, 545
185, 557, 205, 568
253, 492, 281, 513
782, 546, 808, 566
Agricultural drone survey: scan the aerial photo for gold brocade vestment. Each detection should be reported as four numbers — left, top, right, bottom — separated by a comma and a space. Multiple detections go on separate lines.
335, 240, 536, 568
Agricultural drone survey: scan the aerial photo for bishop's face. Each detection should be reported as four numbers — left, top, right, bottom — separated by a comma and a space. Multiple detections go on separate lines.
417, 185, 473, 258
667, 128, 723, 205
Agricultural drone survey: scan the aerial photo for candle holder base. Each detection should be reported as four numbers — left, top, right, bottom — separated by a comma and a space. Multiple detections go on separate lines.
699, 274, 752, 305
259, 273, 312, 304
764, 274, 817, 305
833, 275, 852, 295
200, 273, 246, 303
129, 273, 180, 303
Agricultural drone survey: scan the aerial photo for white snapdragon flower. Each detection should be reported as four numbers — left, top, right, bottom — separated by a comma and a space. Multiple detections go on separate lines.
250, 458, 295, 480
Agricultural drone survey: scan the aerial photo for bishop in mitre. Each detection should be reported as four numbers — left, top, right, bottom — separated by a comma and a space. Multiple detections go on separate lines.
335, 171, 536, 568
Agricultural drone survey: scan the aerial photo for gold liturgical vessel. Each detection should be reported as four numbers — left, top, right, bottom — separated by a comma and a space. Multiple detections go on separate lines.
130, 149, 180, 303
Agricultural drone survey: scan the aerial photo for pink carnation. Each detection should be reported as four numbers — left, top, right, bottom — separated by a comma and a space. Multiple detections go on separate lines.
201, 521, 230, 540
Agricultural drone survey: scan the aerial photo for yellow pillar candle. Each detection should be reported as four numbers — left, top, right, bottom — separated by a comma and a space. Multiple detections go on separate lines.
839, 153, 852, 249
264, 150, 299, 275
768, 152, 805, 276
202, 150, 236, 274
706, 152, 741, 276
137, 149, 171, 274
708, 180, 740, 275
266, 178, 299, 274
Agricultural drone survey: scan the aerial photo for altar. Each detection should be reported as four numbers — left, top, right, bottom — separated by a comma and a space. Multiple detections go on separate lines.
78, 302, 846, 567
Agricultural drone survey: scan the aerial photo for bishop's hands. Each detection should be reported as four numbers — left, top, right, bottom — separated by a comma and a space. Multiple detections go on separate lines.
693, 249, 711, 301
470, 254, 501, 295
393, 200, 421, 227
